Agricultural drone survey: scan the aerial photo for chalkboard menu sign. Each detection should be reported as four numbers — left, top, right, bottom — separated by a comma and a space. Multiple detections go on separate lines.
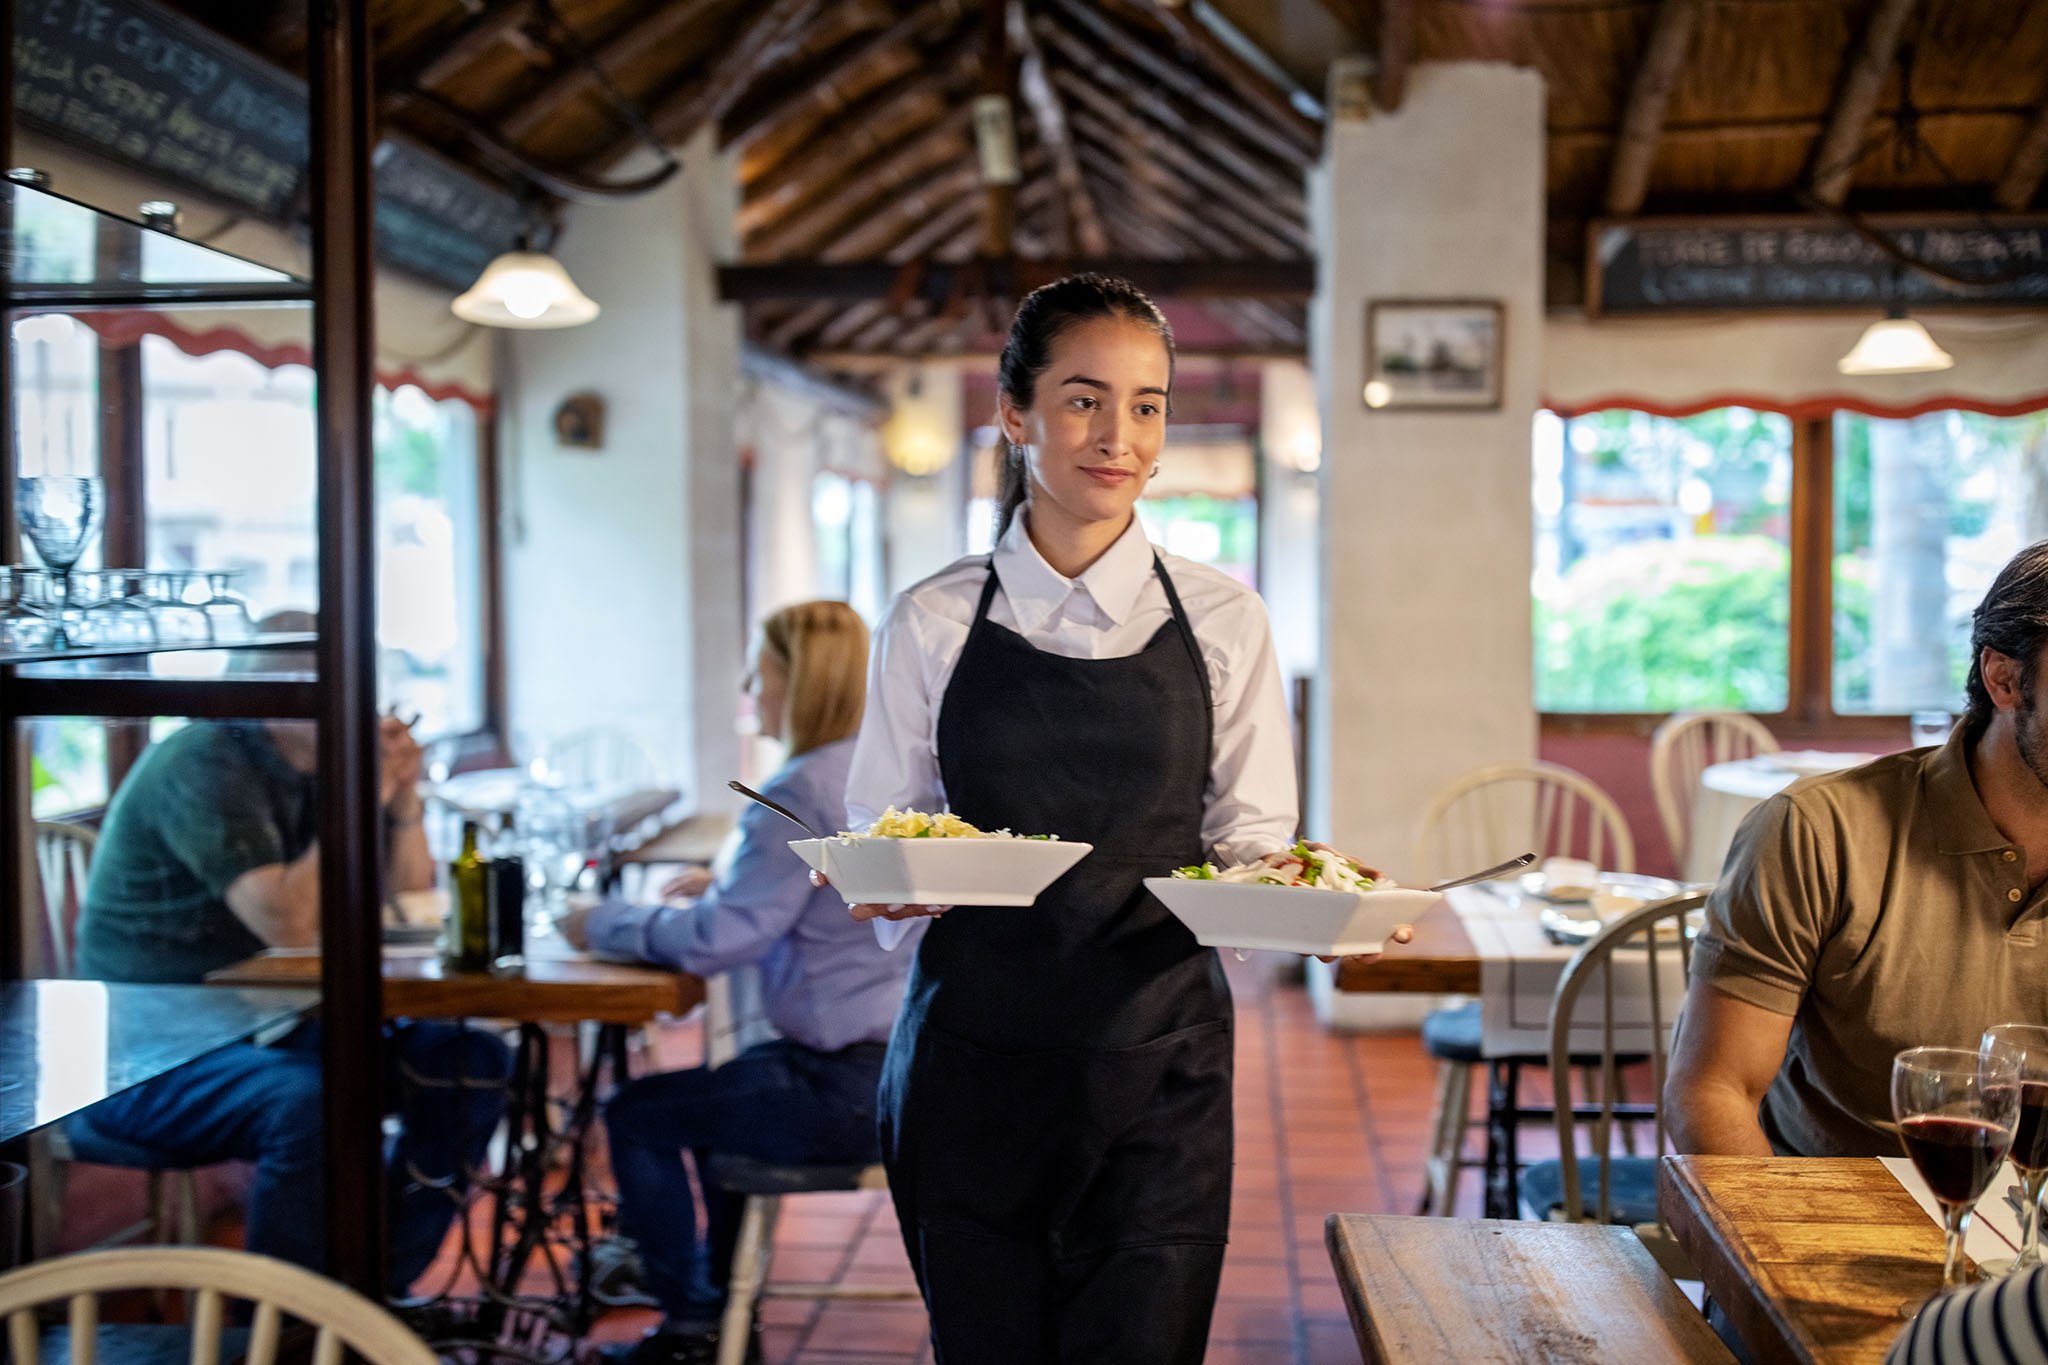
13, 0, 529, 289
1589, 217, 2048, 316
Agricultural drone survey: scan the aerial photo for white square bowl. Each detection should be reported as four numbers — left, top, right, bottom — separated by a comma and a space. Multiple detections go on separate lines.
1143, 878, 1443, 957
790, 837, 1093, 907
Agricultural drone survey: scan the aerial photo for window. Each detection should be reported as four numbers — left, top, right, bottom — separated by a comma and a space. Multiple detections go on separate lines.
1832, 410, 2048, 713
1533, 408, 1794, 712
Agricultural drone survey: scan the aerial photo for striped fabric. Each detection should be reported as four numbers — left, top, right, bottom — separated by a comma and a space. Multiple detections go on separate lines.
1886, 1266, 2048, 1364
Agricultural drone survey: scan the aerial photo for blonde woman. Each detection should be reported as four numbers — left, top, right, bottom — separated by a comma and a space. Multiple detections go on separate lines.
565, 601, 916, 1365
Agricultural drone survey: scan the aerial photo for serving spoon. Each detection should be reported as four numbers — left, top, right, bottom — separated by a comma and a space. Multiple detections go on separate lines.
729, 779, 823, 840
1425, 852, 1537, 893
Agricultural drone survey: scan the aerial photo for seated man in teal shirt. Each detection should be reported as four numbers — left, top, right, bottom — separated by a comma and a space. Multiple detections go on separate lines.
70, 703, 508, 1291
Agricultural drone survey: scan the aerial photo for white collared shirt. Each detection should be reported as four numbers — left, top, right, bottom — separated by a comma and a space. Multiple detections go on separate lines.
846, 514, 1299, 859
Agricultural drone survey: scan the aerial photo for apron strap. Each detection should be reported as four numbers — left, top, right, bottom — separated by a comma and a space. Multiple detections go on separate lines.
1151, 555, 1214, 715
969, 558, 1001, 640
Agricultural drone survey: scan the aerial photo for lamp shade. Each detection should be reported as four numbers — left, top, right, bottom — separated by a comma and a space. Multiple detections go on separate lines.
1837, 315, 1953, 375
451, 250, 600, 329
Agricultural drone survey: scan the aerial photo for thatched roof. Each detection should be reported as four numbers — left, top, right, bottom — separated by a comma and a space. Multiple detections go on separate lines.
167, 0, 2048, 355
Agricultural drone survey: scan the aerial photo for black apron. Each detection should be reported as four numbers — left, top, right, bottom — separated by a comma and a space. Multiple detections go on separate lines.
878, 556, 1233, 1365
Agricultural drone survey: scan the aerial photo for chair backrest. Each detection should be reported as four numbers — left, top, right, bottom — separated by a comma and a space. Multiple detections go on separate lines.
1547, 891, 1709, 1229
539, 728, 664, 794
0, 1246, 437, 1365
33, 822, 96, 979
1413, 762, 1636, 883
1648, 712, 1780, 869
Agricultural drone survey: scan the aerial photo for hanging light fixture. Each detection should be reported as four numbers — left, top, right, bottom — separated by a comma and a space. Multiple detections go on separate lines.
452, 249, 600, 329
1837, 308, 1953, 375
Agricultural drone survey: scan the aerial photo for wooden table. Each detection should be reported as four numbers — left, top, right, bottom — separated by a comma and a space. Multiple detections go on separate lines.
1, 980, 318, 1144
1333, 898, 1479, 993
1661, 1155, 1945, 1364
205, 943, 704, 1024
1325, 1212, 1734, 1363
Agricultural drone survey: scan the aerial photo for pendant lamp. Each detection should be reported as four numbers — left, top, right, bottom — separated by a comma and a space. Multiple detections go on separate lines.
452, 250, 600, 329
1837, 309, 1953, 375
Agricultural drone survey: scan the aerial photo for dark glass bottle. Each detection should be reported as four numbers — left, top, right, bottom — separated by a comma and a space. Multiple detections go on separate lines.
446, 820, 491, 972
489, 828, 526, 975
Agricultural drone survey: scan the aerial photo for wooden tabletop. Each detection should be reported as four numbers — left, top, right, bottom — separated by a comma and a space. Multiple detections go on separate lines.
204, 944, 704, 1025
1332, 898, 1479, 994
2, 980, 318, 1144
1325, 1212, 1734, 1363
1661, 1156, 1945, 1364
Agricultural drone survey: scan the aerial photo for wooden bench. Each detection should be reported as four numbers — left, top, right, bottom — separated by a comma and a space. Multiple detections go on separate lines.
1325, 1213, 1736, 1363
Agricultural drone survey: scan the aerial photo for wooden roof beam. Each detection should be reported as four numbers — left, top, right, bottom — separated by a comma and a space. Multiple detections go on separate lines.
1806, 0, 1919, 207
722, 0, 968, 150
748, 107, 977, 259
1042, 0, 1317, 167
979, 0, 1018, 258
1375, 0, 1415, 112
1068, 114, 1297, 258
603, 0, 818, 165
394, 0, 540, 94
1136, 0, 1324, 149
1995, 99, 2048, 211
824, 165, 988, 260
719, 258, 1316, 303
1603, 0, 1703, 217
500, 0, 728, 145
1011, 1, 1109, 257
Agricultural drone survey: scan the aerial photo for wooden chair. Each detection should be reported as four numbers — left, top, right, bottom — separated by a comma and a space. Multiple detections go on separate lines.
28, 822, 202, 1262
1413, 762, 1635, 1218
1648, 712, 1779, 876
0, 1246, 437, 1365
1520, 891, 1709, 1279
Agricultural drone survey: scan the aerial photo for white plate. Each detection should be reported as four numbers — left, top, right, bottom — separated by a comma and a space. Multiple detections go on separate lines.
789, 837, 1092, 907
1144, 877, 1442, 957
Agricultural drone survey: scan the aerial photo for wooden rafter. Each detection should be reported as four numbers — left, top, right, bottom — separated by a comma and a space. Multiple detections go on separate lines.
719, 258, 1316, 302
1375, 0, 1416, 112
1012, 1, 1109, 257
979, 0, 1017, 258
390, 0, 539, 94
1037, 18, 1307, 210
1136, 0, 1322, 153
740, 77, 973, 238
1068, 112, 1297, 258
749, 107, 977, 259
823, 165, 987, 260
1995, 98, 2048, 212
722, 0, 965, 150
1807, 0, 1919, 207
601, 0, 819, 165
1043, 0, 1316, 168
1603, 0, 1702, 217
499, 0, 729, 144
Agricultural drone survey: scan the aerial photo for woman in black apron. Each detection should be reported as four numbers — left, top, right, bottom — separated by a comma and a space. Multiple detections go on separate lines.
843, 275, 1324, 1363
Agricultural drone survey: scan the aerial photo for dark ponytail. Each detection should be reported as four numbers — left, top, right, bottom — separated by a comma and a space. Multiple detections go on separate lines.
992, 273, 1175, 541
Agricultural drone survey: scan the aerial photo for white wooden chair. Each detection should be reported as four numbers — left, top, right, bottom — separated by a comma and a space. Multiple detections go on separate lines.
1648, 712, 1779, 876
1521, 891, 1709, 1279
1412, 762, 1636, 1218
28, 822, 202, 1261
0, 1246, 437, 1365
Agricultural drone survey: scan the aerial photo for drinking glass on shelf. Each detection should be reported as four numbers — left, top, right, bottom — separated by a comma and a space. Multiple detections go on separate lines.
79, 571, 159, 649
0, 568, 52, 653
16, 476, 104, 648
1980, 1023, 2048, 1276
1893, 1044, 2021, 1300
1910, 711, 1953, 749
142, 571, 212, 644
199, 571, 255, 643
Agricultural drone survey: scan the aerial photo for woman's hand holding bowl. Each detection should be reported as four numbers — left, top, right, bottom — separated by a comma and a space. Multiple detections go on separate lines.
808, 868, 951, 921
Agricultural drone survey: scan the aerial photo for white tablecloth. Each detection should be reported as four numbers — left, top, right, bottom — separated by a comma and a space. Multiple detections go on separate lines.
1683, 753, 1878, 884
1453, 883, 1690, 1057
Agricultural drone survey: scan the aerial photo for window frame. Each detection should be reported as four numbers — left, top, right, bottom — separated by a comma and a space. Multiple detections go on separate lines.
1541, 413, 1928, 745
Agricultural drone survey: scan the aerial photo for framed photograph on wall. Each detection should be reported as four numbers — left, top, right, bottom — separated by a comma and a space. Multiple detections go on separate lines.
1364, 300, 1504, 410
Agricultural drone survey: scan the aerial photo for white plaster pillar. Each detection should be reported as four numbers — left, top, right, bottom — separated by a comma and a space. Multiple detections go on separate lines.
501, 131, 744, 815
1310, 63, 1545, 876
882, 362, 969, 597
1259, 359, 1322, 682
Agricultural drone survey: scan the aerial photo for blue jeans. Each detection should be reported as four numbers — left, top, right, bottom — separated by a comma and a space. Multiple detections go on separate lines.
68, 1019, 510, 1293
604, 1038, 886, 1328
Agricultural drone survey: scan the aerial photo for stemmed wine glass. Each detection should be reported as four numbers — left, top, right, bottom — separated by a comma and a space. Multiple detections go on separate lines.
1893, 1045, 2021, 1299
16, 476, 103, 648
1981, 1023, 2048, 1276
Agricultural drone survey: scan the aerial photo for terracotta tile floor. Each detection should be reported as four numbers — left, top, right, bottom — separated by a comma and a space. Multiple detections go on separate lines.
66, 955, 1545, 1363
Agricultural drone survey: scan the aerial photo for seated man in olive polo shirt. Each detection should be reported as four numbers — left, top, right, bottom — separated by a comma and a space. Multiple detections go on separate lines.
1667, 541, 2048, 1157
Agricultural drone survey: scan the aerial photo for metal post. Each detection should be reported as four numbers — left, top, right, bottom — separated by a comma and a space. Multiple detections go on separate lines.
308, 0, 386, 1297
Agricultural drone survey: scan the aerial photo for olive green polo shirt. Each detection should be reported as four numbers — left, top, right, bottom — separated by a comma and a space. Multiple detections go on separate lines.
1692, 726, 2048, 1158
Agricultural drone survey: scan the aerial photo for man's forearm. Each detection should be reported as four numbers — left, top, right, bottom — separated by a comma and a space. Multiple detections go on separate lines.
1666, 1078, 1775, 1156
386, 801, 435, 893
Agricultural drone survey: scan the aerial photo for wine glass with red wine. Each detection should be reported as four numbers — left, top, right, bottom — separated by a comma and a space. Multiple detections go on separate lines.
1893, 1045, 2022, 1297
1980, 1024, 2048, 1276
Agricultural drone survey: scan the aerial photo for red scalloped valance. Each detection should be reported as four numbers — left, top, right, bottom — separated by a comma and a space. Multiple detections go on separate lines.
69, 310, 493, 414
1542, 391, 2048, 421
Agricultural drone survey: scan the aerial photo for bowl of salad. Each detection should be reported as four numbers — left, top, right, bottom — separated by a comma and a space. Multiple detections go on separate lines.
790, 807, 1091, 908
1144, 842, 1440, 956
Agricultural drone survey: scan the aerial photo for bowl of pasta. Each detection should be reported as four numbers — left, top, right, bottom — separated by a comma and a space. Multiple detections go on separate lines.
1145, 842, 1440, 956
790, 807, 1091, 907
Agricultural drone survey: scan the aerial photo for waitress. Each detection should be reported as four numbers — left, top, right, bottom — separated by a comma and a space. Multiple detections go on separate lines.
845, 274, 1305, 1363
